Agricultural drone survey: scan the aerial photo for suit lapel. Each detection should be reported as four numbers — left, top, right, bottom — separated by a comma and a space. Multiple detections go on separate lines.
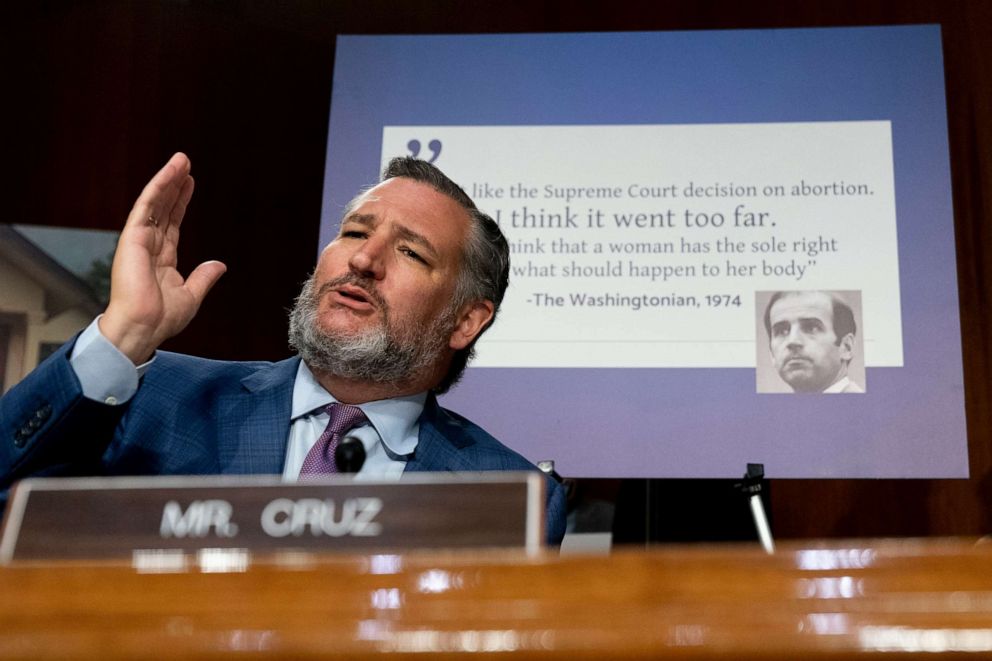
404, 394, 472, 473
217, 357, 300, 475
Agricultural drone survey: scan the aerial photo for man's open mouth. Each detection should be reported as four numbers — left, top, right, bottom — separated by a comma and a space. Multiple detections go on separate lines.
331, 284, 377, 310
337, 286, 369, 303
317, 275, 386, 311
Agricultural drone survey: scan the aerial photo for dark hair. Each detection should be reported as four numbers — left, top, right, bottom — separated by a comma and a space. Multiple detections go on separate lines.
378, 156, 509, 393
763, 291, 857, 354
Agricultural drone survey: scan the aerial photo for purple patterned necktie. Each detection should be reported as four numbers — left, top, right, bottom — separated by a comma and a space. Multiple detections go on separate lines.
299, 403, 368, 478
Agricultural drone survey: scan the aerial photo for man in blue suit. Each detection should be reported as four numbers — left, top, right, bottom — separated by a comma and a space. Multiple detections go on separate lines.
0, 153, 565, 545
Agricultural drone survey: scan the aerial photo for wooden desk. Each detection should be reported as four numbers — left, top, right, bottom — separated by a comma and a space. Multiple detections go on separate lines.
2, 538, 992, 659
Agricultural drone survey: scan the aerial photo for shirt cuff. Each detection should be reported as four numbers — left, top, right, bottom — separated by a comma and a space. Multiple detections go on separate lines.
69, 316, 155, 405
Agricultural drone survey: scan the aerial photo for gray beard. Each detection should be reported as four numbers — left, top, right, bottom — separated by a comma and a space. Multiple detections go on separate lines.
287, 274, 451, 386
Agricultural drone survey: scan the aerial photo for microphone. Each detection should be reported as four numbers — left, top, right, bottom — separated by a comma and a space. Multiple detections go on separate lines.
736, 463, 774, 554
334, 436, 366, 473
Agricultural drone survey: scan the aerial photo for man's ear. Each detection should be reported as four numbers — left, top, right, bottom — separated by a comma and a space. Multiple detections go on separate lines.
838, 333, 855, 362
449, 299, 495, 351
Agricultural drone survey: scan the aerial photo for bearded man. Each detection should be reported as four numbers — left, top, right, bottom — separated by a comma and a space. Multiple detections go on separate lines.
0, 153, 566, 544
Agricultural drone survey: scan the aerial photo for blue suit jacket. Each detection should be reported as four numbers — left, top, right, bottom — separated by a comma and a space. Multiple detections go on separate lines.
0, 343, 566, 545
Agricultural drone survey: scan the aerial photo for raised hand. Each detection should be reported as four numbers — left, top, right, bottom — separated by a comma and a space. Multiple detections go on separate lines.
99, 153, 227, 364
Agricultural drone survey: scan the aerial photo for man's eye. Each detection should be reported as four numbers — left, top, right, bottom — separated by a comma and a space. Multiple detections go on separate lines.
341, 230, 366, 239
773, 325, 789, 337
401, 247, 426, 264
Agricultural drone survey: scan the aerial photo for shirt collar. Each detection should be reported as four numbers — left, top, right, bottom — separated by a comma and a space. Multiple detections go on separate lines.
291, 361, 425, 457
823, 376, 852, 393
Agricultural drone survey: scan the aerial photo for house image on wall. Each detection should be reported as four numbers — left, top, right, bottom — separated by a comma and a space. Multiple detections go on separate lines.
1, 224, 112, 393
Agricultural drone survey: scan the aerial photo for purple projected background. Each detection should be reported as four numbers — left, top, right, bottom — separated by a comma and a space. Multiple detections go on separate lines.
320, 26, 965, 478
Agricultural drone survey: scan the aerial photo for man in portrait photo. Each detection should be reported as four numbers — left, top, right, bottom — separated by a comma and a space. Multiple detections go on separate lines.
756, 290, 866, 394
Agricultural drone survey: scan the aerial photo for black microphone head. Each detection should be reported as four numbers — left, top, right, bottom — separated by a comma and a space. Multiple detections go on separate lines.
334, 436, 366, 473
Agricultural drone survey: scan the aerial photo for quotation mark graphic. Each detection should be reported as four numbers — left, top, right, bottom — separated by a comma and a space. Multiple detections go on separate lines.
406, 139, 442, 163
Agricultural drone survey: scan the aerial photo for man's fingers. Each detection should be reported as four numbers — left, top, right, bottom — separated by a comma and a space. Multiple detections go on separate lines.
184, 260, 227, 306
168, 175, 195, 231
128, 152, 192, 230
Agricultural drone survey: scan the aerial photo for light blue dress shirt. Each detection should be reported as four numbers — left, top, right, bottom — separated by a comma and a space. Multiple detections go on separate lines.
283, 360, 423, 480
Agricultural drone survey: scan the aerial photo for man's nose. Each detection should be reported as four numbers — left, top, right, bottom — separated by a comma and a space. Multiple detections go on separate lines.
348, 238, 386, 279
786, 325, 804, 347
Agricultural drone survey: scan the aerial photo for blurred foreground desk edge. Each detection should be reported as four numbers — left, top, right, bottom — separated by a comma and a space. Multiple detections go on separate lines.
2, 538, 992, 659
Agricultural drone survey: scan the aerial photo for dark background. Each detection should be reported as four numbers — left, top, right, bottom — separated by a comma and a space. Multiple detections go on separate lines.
4, 0, 991, 541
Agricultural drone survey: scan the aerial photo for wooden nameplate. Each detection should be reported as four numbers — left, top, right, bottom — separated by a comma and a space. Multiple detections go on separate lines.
0, 472, 546, 562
